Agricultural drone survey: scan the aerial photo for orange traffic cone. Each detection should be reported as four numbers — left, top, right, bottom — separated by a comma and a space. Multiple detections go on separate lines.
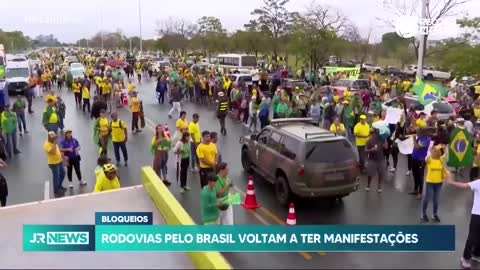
286, 203, 296, 225
241, 176, 261, 209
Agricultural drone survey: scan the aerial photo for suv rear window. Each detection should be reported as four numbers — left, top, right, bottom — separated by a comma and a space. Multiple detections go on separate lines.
433, 102, 453, 113
305, 140, 356, 163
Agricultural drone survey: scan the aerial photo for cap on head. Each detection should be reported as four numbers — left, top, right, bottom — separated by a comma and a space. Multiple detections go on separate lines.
65, 129, 72, 134
103, 163, 117, 173
218, 92, 224, 97
360, 115, 367, 120
456, 117, 465, 123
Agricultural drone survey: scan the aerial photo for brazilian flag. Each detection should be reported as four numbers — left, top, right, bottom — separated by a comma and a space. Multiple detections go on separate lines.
0, 66, 4, 80
447, 128, 474, 167
412, 79, 439, 105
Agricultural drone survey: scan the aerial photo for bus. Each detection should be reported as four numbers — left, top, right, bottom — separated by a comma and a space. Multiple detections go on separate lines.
217, 54, 257, 73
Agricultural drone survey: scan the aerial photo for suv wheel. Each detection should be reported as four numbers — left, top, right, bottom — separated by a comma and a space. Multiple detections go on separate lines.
426, 74, 433, 80
375, 69, 381, 74
241, 148, 253, 173
275, 174, 291, 206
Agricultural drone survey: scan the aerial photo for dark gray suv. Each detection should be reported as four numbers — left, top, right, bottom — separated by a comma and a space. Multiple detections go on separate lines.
240, 118, 360, 205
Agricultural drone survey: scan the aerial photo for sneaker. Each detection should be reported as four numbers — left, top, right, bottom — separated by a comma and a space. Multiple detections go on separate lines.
408, 191, 418, 195
180, 188, 185, 194
124, 161, 128, 167
163, 180, 171, 186
168, 115, 172, 119
116, 161, 121, 166
471, 256, 480, 263
80, 180, 87, 186
244, 124, 249, 127
184, 186, 191, 191
421, 215, 429, 223
405, 171, 411, 176
365, 187, 370, 192
432, 215, 441, 223
14, 150, 21, 154
377, 189, 383, 193
25, 130, 29, 134
389, 167, 396, 173
19, 132, 23, 136
461, 257, 472, 269
68, 183, 74, 188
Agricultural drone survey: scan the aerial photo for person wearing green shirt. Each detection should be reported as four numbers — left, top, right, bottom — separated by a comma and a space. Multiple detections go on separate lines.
201, 173, 220, 225
42, 98, 60, 135
275, 98, 290, 118
1, 105, 21, 159
12, 95, 28, 135
371, 95, 383, 115
174, 131, 191, 193
272, 89, 281, 119
215, 162, 234, 225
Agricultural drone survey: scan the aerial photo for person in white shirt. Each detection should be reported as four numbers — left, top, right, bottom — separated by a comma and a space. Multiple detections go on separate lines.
446, 177, 480, 269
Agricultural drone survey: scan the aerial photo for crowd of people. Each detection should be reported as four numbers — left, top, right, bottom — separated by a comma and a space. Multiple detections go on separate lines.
1, 47, 479, 268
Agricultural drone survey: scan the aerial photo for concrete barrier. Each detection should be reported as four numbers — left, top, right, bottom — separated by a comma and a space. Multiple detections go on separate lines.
141, 166, 232, 270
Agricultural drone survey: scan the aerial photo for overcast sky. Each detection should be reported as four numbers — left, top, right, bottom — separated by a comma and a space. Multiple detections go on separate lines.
1, 0, 479, 43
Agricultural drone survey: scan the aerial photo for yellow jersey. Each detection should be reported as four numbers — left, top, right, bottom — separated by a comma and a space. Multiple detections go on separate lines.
98, 117, 109, 136
82, 87, 90, 99
196, 142, 217, 168
102, 82, 111, 94
176, 118, 188, 131
425, 156, 445, 183
110, 120, 127, 142
44, 141, 62, 165
130, 97, 141, 112
353, 123, 370, 146
94, 173, 120, 192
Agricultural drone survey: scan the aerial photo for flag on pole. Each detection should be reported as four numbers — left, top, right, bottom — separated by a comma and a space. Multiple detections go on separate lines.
447, 128, 474, 167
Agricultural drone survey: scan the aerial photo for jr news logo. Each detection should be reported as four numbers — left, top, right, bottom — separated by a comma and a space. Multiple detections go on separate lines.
29, 232, 89, 245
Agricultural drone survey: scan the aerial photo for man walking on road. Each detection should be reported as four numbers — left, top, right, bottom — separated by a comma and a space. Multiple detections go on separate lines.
130, 91, 142, 134
188, 113, 201, 172
216, 92, 229, 136
12, 95, 28, 136
1, 105, 21, 159
44, 131, 66, 195
353, 115, 370, 172
168, 83, 182, 119
110, 113, 128, 167
196, 131, 217, 188
42, 98, 60, 135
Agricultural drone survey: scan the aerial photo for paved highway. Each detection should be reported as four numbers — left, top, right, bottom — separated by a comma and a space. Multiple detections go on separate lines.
2, 77, 477, 269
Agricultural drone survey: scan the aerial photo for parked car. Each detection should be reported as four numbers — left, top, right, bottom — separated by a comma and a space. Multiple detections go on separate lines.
383, 66, 405, 77
383, 94, 455, 120
403, 65, 451, 80
239, 118, 360, 205
153, 60, 172, 74
361, 63, 384, 74
229, 74, 253, 87
283, 79, 313, 93
331, 79, 370, 96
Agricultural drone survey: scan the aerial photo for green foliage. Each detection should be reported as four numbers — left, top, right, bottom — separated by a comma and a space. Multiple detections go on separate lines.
0, 30, 31, 52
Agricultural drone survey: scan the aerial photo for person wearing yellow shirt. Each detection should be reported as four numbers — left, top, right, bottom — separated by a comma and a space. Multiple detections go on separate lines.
113, 81, 122, 108
42, 98, 60, 134
95, 109, 110, 156
72, 79, 82, 108
43, 131, 66, 194
330, 116, 346, 136
422, 145, 448, 223
354, 115, 370, 172
41, 72, 49, 91
110, 112, 128, 166
130, 91, 142, 133
402, 80, 412, 92
94, 163, 120, 193
127, 80, 135, 93
102, 79, 113, 112
196, 131, 217, 188
415, 112, 427, 128
176, 111, 189, 132
188, 113, 201, 172
82, 86, 90, 112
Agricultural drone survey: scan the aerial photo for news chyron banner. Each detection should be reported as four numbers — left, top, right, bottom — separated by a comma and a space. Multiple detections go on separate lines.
23, 212, 455, 252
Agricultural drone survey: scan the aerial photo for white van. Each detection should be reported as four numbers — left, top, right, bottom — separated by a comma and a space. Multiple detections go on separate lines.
6, 60, 30, 95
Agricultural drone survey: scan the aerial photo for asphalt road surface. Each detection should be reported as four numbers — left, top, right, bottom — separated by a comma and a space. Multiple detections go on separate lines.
2, 77, 478, 269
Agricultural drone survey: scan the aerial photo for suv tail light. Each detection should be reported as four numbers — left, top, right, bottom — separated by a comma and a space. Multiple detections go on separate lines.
297, 167, 305, 176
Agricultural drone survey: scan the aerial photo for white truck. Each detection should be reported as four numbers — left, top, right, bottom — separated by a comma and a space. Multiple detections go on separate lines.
5, 58, 31, 95
404, 65, 451, 80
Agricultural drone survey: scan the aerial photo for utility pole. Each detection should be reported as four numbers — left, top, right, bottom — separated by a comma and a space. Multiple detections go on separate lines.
100, 7, 104, 50
129, 38, 132, 53
138, 0, 143, 54
416, 0, 428, 82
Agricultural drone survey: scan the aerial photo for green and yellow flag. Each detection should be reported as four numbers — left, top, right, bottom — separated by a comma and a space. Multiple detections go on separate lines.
447, 128, 474, 167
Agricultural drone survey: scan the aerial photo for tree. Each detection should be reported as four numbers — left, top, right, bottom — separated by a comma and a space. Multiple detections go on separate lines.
289, 2, 350, 73
345, 25, 373, 64
191, 16, 227, 56
381, 32, 410, 52
249, 0, 297, 58
0, 30, 31, 52
156, 17, 194, 56
457, 17, 480, 41
380, 0, 470, 58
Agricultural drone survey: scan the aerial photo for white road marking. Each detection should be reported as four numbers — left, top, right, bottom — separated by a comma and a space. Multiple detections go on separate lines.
44, 181, 50, 200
